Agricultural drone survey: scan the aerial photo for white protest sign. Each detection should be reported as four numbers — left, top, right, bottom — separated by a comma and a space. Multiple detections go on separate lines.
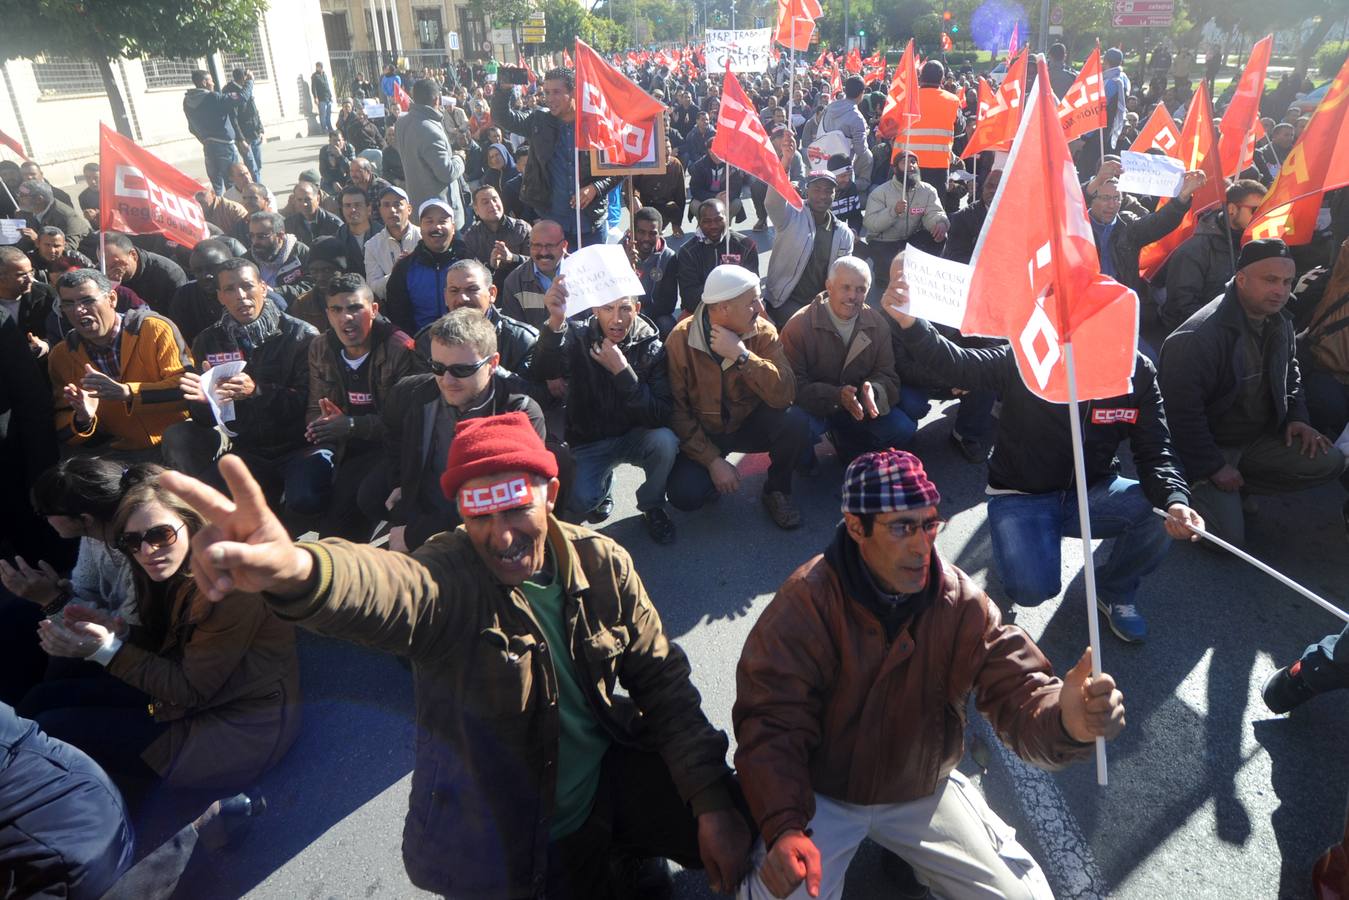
898, 245, 971, 330
558, 244, 645, 318
1117, 150, 1186, 197
362, 98, 387, 119
201, 360, 247, 436
0, 219, 25, 244
706, 29, 772, 73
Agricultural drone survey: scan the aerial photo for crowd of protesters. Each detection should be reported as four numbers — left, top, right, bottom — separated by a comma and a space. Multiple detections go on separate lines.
1, 34, 1346, 900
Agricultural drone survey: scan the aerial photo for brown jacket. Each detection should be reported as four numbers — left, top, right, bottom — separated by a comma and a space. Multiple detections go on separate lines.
305, 317, 420, 452
733, 535, 1091, 847
665, 307, 796, 467
107, 578, 301, 789
780, 293, 900, 418
271, 520, 733, 898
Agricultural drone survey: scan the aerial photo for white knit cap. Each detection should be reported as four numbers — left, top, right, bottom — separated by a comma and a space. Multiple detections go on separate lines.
702, 264, 760, 304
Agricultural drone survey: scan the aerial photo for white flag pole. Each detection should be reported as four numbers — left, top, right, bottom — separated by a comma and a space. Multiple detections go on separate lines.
1149, 508, 1349, 624
1064, 341, 1109, 786
725, 161, 733, 255
573, 147, 584, 250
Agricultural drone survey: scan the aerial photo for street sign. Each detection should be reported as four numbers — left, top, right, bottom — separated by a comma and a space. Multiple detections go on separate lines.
1113, 0, 1173, 11
489, 28, 513, 44
1113, 13, 1173, 26
482, 40, 493, 51
523, 33, 546, 43
1050, 5, 1064, 25
522, 26, 546, 36
448, 30, 460, 50
528, 10, 545, 22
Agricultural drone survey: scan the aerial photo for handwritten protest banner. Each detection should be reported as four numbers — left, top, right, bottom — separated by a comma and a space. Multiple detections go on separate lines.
1117, 150, 1186, 197
0, 218, 25, 244
558, 244, 646, 317
706, 29, 772, 73
362, 98, 387, 119
900, 245, 971, 330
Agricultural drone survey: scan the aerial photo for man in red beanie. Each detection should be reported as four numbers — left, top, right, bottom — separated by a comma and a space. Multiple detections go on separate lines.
734, 449, 1127, 900
157, 414, 753, 898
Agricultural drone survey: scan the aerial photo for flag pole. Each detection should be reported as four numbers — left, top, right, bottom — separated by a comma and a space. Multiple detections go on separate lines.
725, 162, 733, 255
1148, 508, 1349, 624
1064, 341, 1109, 786
574, 147, 584, 250
786, 15, 795, 129
0, 177, 18, 213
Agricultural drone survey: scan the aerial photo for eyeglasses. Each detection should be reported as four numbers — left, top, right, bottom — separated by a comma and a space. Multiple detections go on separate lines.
426, 355, 491, 379
117, 523, 186, 555
58, 296, 102, 311
883, 517, 947, 540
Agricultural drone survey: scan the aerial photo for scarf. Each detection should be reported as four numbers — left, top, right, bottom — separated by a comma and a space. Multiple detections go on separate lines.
221, 296, 282, 352
823, 521, 930, 641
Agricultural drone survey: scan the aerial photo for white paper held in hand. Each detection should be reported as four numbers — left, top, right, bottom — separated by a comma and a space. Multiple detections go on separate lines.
1116, 150, 1186, 197
897, 246, 973, 330
558, 244, 646, 318
200, 360, 247, 436
0, 219, 26, 244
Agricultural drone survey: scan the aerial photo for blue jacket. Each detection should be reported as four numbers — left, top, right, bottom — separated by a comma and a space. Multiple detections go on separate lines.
183, 87, 240, 143
0, 704, 135, 898
385, 238, 470, 334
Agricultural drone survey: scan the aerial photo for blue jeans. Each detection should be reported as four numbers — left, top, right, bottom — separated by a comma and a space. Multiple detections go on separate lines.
569, 427, 679, 518
202, 141, 238, 194
987, 476, 1170, 608
953, 389, 996, 442
240, 137, 264, 181
1295, 624, 1349, 694
319, 100, 333, 132
283, 448, 336, 516
804, 385, 930, 463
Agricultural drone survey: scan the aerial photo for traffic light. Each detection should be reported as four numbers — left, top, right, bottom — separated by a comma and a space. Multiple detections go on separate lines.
858, 28, 866, 36
951, 23, 959, 33
943, 10, 952, 20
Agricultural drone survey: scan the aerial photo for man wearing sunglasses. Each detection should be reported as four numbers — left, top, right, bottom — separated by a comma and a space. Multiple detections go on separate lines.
1161, 179, 1268, 333
366, 307, 544, 553
734, 450, 1127, 900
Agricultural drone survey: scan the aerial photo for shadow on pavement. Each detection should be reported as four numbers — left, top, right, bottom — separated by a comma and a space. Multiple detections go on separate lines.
129, 630, 417, 898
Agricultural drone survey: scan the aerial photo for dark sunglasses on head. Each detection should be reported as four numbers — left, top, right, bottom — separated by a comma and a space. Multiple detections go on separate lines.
425, 355, 491, 379
117, 523, 185, 554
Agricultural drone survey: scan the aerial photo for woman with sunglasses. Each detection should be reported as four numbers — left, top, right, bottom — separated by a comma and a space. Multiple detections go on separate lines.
18, 473, 301, 790
0, 459, 153, 704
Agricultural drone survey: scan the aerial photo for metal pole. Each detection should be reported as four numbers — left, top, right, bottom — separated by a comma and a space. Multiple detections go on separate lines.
1064, 342, 1109, 786
844, 0, 850, 54
574, 148, 584, 249
1038, 0, 1050, 54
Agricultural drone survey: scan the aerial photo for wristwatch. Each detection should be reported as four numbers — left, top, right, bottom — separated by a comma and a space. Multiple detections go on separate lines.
733, 350, 750, 368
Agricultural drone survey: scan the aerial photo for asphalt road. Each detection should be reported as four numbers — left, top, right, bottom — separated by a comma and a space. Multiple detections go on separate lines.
140, 135, 1349, 899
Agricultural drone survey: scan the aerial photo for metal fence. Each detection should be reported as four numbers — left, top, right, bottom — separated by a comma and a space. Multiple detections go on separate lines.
223, 24, 271, 81
142, 57, 199, 90
32, 55, 104, 97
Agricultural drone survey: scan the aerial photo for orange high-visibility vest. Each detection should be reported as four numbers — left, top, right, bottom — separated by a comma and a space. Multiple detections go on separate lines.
898, 87, 961, 168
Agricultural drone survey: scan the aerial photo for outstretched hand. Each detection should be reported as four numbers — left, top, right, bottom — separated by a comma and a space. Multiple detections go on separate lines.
159, 455, 315, 602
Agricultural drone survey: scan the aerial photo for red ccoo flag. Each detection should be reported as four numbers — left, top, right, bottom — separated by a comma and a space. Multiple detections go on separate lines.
1217, 35, 1272, 181
0, 126, 26, 159
1129, 102, 1182, 156
878, 39, 921, 140
776, 0, 821, 51
712, 67, 803, 210
1057, 44, 1106, 141
844, 47, 863, 74
99, 124, 209, 250
960, 48, 1028, 158
1246, 53, 1349, 245
563, 48, 574, 68
574, 39, 666, 165
392, 81, 411, 113
1138, 81, 1225, 281
1007, 22, 1019, 59
962, 56, 1137, 402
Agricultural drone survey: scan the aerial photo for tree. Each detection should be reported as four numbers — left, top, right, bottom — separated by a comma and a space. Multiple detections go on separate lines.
0, 0, 268, 138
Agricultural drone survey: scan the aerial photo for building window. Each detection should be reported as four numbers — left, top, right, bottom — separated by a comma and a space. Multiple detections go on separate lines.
415, 8, 443, 50
323, 11, 352, 51
142, 57, 200, 90
32, 55, 104, 97
222, 24, 270, 81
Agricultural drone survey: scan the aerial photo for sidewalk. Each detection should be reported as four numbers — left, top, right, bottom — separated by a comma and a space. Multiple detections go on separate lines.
166, 135, 330, 198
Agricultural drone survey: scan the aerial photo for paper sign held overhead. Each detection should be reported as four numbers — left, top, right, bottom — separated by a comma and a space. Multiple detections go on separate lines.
558, 244, 646, 318
706, 29, 772, 73
1116, 150, 1186, 197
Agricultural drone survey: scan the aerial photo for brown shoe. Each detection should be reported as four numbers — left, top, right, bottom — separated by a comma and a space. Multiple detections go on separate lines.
762, 490, 802, 530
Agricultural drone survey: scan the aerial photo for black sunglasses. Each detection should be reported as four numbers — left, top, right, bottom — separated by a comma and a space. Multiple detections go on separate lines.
117, 523, 185, 554
425, 356, 491, 379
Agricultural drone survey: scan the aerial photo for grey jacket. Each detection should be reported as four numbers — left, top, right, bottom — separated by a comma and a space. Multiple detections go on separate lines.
764, 188, 855, 310
394, 103, 466, 228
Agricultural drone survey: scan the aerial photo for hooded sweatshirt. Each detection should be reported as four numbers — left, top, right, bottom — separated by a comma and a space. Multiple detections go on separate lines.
182, 88, 238, 144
